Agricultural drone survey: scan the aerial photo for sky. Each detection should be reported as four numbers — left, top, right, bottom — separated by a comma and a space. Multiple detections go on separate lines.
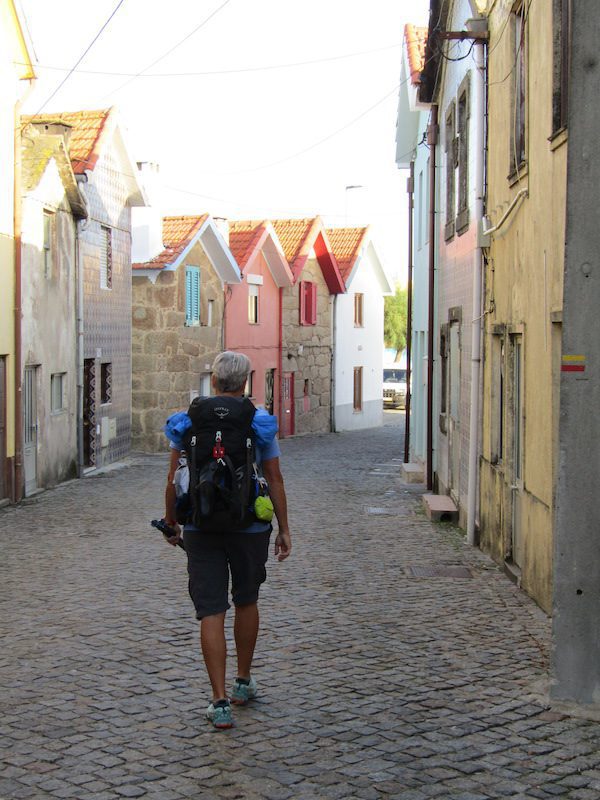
18, 0, 430, 286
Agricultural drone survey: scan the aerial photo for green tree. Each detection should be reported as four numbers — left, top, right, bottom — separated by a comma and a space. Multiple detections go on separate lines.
384, 284, 408, 360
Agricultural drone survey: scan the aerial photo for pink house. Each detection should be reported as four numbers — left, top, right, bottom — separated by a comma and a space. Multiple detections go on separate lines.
225, 220, 293, 417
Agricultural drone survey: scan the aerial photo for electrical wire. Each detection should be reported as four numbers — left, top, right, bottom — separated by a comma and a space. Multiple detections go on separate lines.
103, 0, 232, 99
13, 42, 402, 79
488, 0, 533, 88
29, 0, 126, 118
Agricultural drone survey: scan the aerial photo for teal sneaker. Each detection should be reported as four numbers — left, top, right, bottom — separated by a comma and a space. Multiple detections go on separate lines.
206, 699, 234, 729
231, 676, 257, 705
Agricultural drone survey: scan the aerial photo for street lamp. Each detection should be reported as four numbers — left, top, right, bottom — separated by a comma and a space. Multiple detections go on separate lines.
344, 184, 365, 224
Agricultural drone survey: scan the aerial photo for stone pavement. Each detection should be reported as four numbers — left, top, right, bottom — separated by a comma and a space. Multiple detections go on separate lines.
1, 414, 600, 800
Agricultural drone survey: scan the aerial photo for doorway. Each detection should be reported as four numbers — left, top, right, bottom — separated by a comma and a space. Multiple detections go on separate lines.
509, 335, 524, 568
0, 357, 6, 500
23, 365, 38, 496
281, 373, 294, 438
83, 359, 96, 468
447, 320, 461, 502
264, 369, 275, 416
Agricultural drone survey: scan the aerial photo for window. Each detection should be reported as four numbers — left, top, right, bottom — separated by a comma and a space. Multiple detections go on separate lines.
100, 363, 112, 404
248, 284, 259, 324
445, 103, 456, 240
245, 371, 254, 398
43, 211, 54, 278
552, 0, 571, 134
354, 293, 364, 327
512, 5, 527, 170
299, 281, 317, 325
199, 373, 211, 397
185, 266, 201, 326
50, 372, 65, 413
353, 367, 363, 412
457, 76, 470, 233
100, 225, 112, 289
207, 299, 214, 327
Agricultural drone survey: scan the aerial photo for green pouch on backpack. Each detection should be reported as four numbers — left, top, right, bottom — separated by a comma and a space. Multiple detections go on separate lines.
254, 495, 274, 522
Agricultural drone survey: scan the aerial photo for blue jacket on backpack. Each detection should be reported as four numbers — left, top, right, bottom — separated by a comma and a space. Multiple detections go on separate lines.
164, 405, 278, 451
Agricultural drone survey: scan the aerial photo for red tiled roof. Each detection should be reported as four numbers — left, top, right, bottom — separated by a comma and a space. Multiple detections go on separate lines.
405, 24, 428, 86
271, 218, 320, 267
23, 108, 113, 174
132, 215, 209, 269
325, 227, 369, 283
270, 217, 345, 294
229, 220, 268, 268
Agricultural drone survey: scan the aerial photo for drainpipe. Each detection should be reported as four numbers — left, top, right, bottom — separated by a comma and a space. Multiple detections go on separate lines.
74, 176, 89, 477
466, 24, 487, 546
330, 294, 336, 432
426, 106, 438, 491
404, 162, 415, 463
278, 286, 283, 432
13, 87, 34, 502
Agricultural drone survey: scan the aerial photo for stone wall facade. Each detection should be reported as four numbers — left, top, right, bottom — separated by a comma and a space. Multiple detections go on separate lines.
132, 240, 224, 452
282, 257, 332, 435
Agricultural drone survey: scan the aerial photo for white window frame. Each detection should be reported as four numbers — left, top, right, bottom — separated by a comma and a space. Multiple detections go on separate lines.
50, 372, 65, 413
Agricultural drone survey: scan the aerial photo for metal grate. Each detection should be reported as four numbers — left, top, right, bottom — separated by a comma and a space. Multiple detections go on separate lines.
406, 565, 473, 578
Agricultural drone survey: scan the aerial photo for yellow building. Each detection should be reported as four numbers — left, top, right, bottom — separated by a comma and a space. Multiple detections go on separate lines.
479, 0, 569, 612
0, 0, 35, 502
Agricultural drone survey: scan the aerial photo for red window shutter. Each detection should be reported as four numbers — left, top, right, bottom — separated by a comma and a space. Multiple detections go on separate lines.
299, 281, 306, 324
299, 281, 317, 325
309, 282, 317, 324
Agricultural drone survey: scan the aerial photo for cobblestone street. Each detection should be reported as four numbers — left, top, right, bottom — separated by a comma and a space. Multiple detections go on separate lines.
1, 414, 600, 799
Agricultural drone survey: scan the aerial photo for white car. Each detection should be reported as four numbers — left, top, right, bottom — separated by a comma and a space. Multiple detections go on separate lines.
383, 367, 407, 409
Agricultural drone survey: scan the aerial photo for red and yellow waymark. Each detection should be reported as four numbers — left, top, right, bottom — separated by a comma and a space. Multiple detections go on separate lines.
561, 355, 586, 373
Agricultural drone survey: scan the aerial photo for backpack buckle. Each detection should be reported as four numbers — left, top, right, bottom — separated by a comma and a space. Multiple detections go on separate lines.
213, 430, 225, 459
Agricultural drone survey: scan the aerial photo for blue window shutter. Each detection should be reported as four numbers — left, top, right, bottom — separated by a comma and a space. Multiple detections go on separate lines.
185, 267, 201, 325
185, 268, 193, 324
193, 269, 200, 323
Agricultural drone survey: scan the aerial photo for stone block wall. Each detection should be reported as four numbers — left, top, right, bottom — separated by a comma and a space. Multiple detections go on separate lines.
282, 257, 332, 435
132, 241, 224, 452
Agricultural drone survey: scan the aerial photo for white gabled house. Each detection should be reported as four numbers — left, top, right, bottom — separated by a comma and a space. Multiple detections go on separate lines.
327, 227, 392, 431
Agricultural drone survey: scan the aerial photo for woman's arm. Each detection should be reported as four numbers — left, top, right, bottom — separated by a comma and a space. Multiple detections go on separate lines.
262, 456, 291, 561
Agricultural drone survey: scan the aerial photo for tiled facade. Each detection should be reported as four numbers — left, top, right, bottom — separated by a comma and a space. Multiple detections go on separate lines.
80, 150, 136, 467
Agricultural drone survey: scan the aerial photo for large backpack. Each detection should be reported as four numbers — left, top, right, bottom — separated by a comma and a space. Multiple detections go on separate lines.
182, 396, 257, 533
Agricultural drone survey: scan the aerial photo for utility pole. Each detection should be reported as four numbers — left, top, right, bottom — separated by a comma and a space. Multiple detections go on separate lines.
552, 0, 600, 707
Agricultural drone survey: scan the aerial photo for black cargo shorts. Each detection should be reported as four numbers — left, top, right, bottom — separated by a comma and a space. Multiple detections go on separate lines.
183, 528, 272, 619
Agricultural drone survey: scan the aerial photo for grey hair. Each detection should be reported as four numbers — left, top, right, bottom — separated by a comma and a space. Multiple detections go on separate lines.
212, 351, 251, 393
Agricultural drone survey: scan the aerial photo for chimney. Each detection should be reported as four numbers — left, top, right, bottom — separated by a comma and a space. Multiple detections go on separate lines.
213, 216, 229, 246
131, 162, 163, 263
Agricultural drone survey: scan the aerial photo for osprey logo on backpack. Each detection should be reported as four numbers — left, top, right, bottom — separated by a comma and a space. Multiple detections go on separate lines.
183, 396, 257, 533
